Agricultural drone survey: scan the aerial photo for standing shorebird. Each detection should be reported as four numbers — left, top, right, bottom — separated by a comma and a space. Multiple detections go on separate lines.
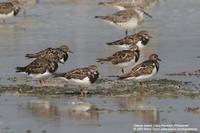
54, 65, 99, 97
106, 31, 152, 49
16, 58, 58, 87
98, 0, 159, 11
95, 7, 152, 36
0, 0, 21, 23
25, 45, 73, 65
118, 54, 161, 87
96, 45, 140, 73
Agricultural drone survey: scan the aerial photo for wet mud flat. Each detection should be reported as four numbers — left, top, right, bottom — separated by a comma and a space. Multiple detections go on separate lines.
0, 78, 200, 98
0, 77, 200, 133
166, 68, 200, 77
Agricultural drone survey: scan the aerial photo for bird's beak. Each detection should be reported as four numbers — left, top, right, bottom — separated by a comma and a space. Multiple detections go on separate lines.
68, 50, 73, 53
143, 11, 152, 18
157, 58, 162, 61
59, 61, 65, 64
137, 6, 152, 18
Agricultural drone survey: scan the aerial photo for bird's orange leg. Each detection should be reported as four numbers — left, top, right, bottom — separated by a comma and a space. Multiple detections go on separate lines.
39, 80, 45, 87
121, 68, 125, 74
80, 87, 84, 97
139, 82, 144, 93
79, 86, 88, 97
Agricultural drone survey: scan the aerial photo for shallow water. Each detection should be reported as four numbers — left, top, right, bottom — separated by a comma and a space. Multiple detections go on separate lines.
0, 0, 199, 82
0, 94, 199, 133
0, 0, 199, 132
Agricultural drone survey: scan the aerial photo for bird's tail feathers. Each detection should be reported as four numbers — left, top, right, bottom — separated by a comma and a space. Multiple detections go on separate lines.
96, 58, 110, 64
16, 66, 26, 73
95, 15, 110, 20
98, 1, 112, 5
25, 53, 38, 58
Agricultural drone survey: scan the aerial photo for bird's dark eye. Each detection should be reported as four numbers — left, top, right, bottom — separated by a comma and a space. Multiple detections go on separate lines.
143, 34, 147, 37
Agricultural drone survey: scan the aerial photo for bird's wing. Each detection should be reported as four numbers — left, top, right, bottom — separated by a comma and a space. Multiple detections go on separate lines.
25, 48, 53, 58
112, 9, 138, 23
112, 50, 134, 64
130, 60, 154, 77
0, 3, 13, 14
25, 59, 49, 74
65, 68, 88, 80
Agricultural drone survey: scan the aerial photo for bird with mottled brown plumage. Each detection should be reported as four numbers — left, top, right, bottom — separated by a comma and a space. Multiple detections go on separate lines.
119, 53, 161, 81
0, 0, 21, 23
97, 45, 140, 73
25, 45, 73, 65
107, 31, 152, 49
54, 65, 99, 97
16, 57, 59, 87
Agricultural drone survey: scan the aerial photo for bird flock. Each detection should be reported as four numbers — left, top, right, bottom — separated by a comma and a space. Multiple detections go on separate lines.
0, 0, 161, 96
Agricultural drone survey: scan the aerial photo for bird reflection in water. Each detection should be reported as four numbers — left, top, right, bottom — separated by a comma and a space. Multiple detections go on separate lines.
63, 100, 99, 125
25, 98, 60, 120
116, 96, 160, 124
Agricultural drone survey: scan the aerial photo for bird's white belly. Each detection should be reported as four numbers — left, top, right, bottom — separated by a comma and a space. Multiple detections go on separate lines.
116, 44, 131, 49
63, 77, 91, 87
116, 41, 144, 50
0, 11, 14, 19
117, 18, 138, 29
114, 5, 126, 10
136, 41, 144, 49
29, 71, 51, 79
60, 58, 65, 64
128, 67, 157, 81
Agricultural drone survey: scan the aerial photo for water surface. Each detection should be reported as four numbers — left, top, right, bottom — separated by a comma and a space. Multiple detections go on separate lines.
0, 0, 199, 132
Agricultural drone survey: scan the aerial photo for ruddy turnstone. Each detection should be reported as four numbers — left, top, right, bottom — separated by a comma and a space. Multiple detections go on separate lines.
25, 45, 73, 64
16, 58, 58, 87
107, 30, 152, 49
95, 7, 152, 36
54, 65, 99, 96
96, 45, 139, 73
119, 53, 161, 82
0, 0, 21, 23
